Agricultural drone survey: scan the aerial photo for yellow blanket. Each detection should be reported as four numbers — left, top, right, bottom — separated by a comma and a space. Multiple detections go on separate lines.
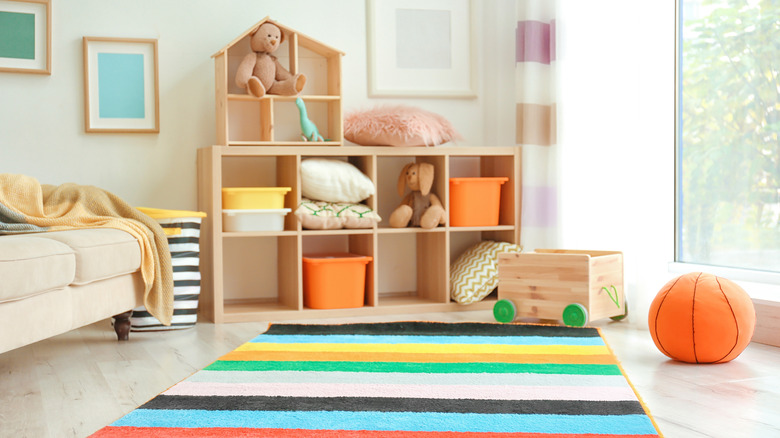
0, 174, 173, 325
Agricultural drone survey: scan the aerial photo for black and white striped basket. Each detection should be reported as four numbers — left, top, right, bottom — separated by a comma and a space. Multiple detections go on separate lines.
131, 209, 205, 331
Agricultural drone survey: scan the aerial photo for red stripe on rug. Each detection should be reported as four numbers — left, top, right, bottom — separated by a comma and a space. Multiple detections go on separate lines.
91, 426, 658, 438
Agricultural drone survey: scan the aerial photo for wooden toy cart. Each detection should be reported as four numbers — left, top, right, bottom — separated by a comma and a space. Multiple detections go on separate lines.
493, 250, 627, 326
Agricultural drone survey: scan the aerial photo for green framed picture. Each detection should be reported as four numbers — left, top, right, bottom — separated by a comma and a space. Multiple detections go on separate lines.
83, 37, 160, 133
0, 0, 51, 74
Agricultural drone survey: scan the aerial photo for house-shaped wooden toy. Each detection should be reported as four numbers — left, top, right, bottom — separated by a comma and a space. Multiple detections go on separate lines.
212, 17, 344, 146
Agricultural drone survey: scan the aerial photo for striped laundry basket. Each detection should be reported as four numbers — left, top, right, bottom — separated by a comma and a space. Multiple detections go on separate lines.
131, 207, 207, 331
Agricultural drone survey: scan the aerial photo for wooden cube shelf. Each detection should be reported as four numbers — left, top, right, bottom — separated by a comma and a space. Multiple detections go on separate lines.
197, 145, 522, 323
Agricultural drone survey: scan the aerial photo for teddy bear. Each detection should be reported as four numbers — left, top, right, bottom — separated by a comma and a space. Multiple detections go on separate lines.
389, 162, 447, 229
235, 22, 306, 98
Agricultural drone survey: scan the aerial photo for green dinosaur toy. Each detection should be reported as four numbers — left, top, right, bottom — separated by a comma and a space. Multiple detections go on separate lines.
296, 97, 324, 142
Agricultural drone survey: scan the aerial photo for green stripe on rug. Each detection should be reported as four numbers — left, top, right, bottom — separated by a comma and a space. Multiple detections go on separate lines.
205, 360, 623, 375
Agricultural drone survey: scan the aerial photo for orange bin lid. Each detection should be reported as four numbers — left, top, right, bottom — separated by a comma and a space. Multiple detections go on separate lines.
302, 253, 373, 264
450, 177, 509, 184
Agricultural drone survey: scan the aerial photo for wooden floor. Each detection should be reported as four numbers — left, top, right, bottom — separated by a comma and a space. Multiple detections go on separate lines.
1, 310, 779, 437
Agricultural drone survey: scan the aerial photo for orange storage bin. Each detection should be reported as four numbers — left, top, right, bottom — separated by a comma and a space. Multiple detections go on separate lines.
449, 177, 509, 226
302, 253, 372, 309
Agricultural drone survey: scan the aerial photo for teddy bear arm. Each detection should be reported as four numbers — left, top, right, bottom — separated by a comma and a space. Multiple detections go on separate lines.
427, 193, 444, 207
273, 58, 293, 81
400, 193, 415, 207
235, 52, 258, 88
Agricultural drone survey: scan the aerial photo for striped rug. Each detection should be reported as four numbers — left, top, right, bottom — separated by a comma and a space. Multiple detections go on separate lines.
91, 322, 663, 437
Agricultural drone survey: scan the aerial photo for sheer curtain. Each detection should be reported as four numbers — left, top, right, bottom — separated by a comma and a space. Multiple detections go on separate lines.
516, 0, 559, 249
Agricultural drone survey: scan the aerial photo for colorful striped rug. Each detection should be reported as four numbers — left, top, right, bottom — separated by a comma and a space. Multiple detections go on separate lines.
92, 322, 663, 437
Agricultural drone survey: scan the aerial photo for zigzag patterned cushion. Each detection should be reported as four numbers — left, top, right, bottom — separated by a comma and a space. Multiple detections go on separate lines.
450, 240, 522, 304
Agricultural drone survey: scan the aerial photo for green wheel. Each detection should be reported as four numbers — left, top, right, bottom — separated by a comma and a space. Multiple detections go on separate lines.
493, 299, 517, 323
562, 303, 588, 327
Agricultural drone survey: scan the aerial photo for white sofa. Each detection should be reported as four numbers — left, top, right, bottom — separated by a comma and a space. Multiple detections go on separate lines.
0, 228, 145, 354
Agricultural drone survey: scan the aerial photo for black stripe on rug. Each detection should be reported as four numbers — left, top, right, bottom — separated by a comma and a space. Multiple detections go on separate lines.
264, 322, 601, 338
141, 395, 645, 416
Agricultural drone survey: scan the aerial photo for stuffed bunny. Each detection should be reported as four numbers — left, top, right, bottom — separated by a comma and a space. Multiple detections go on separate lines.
235, 22, 306, 97
389, 162, 446, 229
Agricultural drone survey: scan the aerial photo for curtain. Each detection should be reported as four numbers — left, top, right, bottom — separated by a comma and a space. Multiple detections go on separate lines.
516, 0, 559, 249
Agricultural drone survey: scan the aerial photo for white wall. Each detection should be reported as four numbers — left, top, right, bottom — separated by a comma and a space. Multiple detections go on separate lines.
1, 0, 676, 326
556, 0, 677, 326
1, 0, 514, 208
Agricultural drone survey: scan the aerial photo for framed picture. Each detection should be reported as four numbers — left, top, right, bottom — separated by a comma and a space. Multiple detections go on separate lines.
83, 37, 159, 133
0, 0, 51, 74
367, 0, 475, 98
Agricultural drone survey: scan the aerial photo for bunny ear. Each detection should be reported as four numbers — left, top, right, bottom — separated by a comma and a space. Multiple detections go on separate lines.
398, 163, 414, 196
418, 163, 434, 196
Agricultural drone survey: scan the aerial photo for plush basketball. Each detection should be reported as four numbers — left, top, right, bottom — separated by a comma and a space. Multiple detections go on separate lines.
648, 272, 755, 363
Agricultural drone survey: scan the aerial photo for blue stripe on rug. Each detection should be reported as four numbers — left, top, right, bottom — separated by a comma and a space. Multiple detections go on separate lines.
249, 334, 607, 346
112, 409, 658, 434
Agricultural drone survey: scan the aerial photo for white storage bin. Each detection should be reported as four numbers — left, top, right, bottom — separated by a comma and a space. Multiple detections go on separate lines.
222, 208, 291, 232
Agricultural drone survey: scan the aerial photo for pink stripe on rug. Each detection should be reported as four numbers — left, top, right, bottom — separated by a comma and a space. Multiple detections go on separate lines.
164, 381, 637, 401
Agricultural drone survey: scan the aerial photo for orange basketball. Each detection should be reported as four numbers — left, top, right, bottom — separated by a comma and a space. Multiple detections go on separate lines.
648, 272, 755, 364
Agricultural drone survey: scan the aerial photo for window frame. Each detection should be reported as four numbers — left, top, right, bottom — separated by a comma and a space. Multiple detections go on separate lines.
672, 0, 780, 288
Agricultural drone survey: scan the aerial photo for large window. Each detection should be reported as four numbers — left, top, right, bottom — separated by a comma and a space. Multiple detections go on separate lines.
676, 0, 779, 273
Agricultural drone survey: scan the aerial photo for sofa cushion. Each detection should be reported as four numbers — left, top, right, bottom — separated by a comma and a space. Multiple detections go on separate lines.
38, 228, 142, 285
0, 235, 75, 303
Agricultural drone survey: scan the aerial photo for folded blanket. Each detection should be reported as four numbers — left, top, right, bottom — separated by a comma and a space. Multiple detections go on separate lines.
0, 174, 173, 325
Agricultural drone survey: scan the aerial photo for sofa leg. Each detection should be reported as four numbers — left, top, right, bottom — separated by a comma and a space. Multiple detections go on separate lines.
113, 311, 133, 341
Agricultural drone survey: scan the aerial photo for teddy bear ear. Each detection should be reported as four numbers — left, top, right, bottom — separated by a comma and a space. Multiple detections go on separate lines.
278, 29, 286, 44
418, 163, 434, 196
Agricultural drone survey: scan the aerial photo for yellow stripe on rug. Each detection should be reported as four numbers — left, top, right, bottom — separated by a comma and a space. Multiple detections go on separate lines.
236, 342, 609, 356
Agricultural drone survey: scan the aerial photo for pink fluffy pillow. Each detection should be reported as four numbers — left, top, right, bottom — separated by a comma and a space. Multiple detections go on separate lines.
344, 105, 461, 147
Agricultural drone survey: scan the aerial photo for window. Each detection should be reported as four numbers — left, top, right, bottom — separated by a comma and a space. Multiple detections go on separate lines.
676, 0, 780, 274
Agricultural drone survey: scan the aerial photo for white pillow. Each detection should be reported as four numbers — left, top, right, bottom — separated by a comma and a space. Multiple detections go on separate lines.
300, 158, 375, 203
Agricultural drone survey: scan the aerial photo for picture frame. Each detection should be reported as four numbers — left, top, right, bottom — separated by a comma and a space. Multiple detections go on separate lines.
367, 0, 476, 98
0, 0, 51, 74
83, 37, 159, 133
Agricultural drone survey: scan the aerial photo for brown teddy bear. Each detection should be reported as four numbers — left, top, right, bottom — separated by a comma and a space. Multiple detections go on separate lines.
235, 22, 306, 97
389, 162, 447, 229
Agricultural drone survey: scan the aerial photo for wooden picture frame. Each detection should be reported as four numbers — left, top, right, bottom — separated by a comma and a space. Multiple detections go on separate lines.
0, 0, 51, 74
83, 37, 159, 133
367, 0, 476, 98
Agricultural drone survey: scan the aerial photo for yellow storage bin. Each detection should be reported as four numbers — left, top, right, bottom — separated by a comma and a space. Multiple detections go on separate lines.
222, 187, 291, 210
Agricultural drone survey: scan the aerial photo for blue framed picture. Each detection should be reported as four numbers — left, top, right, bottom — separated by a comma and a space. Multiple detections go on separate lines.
0, 0, 50, 74
83, 37, 159, 133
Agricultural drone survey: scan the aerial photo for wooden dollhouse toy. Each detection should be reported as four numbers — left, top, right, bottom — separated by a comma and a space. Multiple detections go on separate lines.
211, 17, 344, 146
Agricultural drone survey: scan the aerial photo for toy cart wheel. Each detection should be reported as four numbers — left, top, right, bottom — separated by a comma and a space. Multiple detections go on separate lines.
562, 303, 588, 327
493, 299, 517, 323
610, 298, 628, 321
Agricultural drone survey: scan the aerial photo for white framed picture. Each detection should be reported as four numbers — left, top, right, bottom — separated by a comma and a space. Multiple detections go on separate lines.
0, 0, 50, 74
83, 37, 159, 133
367, 0, 476, 98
